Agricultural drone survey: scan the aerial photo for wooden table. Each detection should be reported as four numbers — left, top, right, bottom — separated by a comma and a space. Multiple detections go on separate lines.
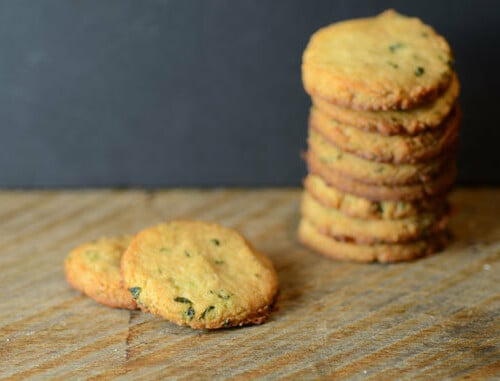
1, 189, 499, 379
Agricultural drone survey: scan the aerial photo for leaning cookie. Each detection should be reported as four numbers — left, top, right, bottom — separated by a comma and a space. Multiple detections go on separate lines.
64, 236, 137, 310
121, 220, 279, 329
298, 219, 449, 263
302, 10, 454, 110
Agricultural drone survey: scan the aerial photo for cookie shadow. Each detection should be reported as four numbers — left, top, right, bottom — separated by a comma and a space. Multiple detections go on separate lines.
448, 189, 500, 248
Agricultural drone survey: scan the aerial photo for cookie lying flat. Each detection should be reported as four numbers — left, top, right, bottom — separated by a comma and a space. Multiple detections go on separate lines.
65, 236, 137, 310
308, 130, 452, 185
304, 175, 447, 220
298, 219, 449, 263
301, 192, 448, 244
309, 105, 460, 164
311, 75, 460, 135
302, 10, 454, 110
121, 221, 278, 329
306, 151, 456, 202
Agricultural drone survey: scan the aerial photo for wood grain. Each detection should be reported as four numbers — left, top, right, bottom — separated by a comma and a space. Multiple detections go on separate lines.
0, 189, 499, 380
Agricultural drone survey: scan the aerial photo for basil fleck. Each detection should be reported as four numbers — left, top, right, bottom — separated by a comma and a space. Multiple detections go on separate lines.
129, 287, 141, 300
211, 239, 220, 246
214, 260, 224, 265
184, 250, 191, 257
200, 306, 215, 320
186, 306, 195, 320
159, 247, 169, 253
387, 61, 399, 69
217, 290, 231, 300
174, 296, 193, 304
389, 42, 404, 52
415, 67, 425, 76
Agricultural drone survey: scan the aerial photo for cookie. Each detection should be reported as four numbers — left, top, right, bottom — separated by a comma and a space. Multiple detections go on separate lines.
306, 151, 456, 201
64, 236, 137, 310
302, 9, 454, 110
121, 220, 279, 329
311, 74, 460, 135
301, 192, 448, 244
309, 105, 460, 164
298, 218, 449, 263
304, 174, 447, 220
308, 130, 452, 185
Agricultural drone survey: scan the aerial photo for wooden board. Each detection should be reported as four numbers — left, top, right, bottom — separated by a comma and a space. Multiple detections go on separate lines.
1, 188, 499, 379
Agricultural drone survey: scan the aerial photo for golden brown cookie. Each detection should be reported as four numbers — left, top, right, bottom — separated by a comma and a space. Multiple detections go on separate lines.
309, 105, 460, 164
301, 192, 448, 244
306, 151, 456, 201
311, 75, 460, 135
302, 10, 454, 110
64, 236, 137, 310
308, 130, 452, 185
304, 174, 447, 220
121, 220, 279, 329
298, 219, 449, 263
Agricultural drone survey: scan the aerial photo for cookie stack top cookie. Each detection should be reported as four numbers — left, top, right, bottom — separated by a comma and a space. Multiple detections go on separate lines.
302, 9, 455, 112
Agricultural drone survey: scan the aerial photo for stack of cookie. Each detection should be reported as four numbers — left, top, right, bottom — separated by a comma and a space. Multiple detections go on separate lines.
298, 10, 460, 262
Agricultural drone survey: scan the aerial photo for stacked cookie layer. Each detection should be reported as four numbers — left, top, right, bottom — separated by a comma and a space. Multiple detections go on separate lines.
298, 10, 460, 262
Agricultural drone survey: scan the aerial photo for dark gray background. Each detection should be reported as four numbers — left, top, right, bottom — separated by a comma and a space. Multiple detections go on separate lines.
1, 0, 498, 188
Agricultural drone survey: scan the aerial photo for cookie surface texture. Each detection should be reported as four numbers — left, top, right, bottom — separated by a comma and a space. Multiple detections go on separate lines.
65, 236, 137, 310
311, 75, 460, 135
302, 10, 454, 110
308, 130, 451, 185
298, 219, 448, 263
121, 220, 279, 329
304, 174, 446, 220
301, 192, 447, 244
309, 105, 460, 164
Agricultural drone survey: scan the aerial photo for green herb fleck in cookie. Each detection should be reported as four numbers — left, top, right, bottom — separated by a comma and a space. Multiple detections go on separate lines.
160, 247, 169, 253
415, 67, 425, 76
217, 290, 231, 300
185, 306, 195, 320
387, 61, 399, 69
129, 287, 141, 300
389, 42, 404, 52
223, 319, 231, 327
184, 250, 191, 257
174, 296, 193, 304
200, 306, 215, 320
214, 260, 224, 265
85, 250, 99, 261
211, 239, 220, 246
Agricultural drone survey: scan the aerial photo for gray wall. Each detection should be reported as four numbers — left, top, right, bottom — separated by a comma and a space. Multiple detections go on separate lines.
1, 0, 498, 187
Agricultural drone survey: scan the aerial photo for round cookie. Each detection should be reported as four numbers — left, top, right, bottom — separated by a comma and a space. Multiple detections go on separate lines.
64, 236, 137, 310
306, 151, 457, 202
301, 192, 448, 244
121, 220, 279, 329
311, 75, 460, 135
302, 9, 454, 110
308, 130, 452, 185
309, 105, 460, 164
304, 174, 447, 220
298, 219, 449, 263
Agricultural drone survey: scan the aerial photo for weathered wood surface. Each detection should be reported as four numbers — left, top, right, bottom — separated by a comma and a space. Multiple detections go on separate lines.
0, 188, 499, 380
